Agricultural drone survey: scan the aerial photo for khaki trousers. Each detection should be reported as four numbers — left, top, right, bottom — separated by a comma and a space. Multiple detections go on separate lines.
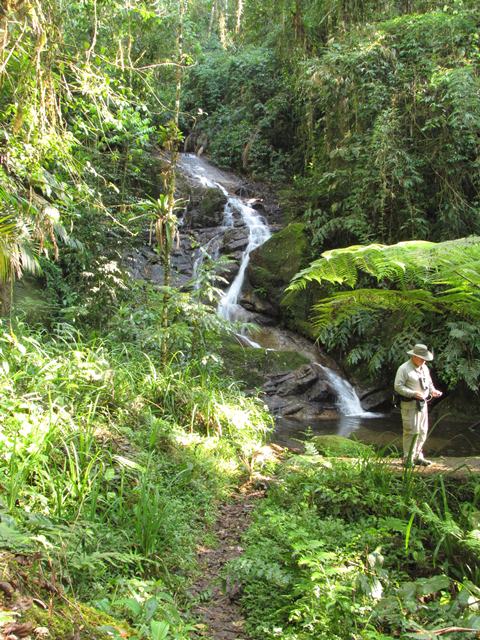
401, 401, 428, 460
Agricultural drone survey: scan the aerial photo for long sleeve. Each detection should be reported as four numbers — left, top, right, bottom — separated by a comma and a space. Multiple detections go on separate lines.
394, 362, 416, 398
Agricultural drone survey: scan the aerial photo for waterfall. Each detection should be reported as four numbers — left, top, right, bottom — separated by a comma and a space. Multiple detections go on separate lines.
217, 197, 271, 322
192, 200, 235, 287
178, 153, 271, 323
177, 153, 380, 430
317, 364, 375, 417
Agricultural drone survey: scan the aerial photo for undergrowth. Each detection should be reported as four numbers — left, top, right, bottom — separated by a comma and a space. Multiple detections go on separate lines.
0, 317, 272, 639
231, 450, 480, 640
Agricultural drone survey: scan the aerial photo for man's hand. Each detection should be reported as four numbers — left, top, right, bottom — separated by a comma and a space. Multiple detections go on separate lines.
414, 392, 425, 400
432, 389, 443, 398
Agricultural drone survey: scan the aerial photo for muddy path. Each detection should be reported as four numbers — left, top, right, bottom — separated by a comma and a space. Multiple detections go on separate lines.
190, 487, 265, 640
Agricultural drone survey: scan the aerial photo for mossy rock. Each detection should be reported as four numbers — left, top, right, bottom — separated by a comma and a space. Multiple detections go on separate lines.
247, 222, 323, 337
24, 602, 133, 639
311, 435, 374, 458
248, 223, 311, 302
195, 187, 227, 227
221, 337, 310, 388
0, 552, 133, 640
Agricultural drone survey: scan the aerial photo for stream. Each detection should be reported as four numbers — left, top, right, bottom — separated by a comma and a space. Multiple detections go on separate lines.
177, 153, 480, 457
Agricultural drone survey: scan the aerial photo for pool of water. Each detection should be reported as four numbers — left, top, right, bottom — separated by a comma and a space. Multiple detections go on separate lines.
273, 411, 480, 457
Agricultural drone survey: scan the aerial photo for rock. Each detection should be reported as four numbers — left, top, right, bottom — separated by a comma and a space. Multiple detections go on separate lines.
0, 581, 15, 598
187, 188, 227, 228
240, 289, 279, 317
305, 378, 332, 402
359, 388, 392, 411
246, 222, 318, 334
265, 365, 319, 397
221, 228, 249, 254
262, 363, 338, 419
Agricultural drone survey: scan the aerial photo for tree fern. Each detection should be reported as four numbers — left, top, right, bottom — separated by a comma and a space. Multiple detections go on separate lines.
285, 238, 480, 388
287, 238, 480, 331
288, 238, 480, 293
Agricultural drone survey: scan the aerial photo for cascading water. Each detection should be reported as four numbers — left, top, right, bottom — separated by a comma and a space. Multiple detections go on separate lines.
217, 197, 271, 322
317, 365, 373, 417
178, 153, 271, 325
315, 364, 381, 437
192, 200, 235, 287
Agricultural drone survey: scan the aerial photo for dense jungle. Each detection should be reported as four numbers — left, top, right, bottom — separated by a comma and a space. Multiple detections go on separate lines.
0, 1, 480, 639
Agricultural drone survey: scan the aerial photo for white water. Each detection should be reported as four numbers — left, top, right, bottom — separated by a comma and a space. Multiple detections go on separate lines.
217, 197, 271, 321
317, 364, 377, 417
178, 153, 271, 323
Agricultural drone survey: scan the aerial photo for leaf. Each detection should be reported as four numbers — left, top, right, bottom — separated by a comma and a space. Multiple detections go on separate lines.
150, 620, 170, 640
416, 575, 450, 595
0, 520, 32, 549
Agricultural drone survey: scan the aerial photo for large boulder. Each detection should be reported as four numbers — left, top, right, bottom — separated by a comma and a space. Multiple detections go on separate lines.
263, 363, 337, 420
185, 187, 227, 228
221, 227, 249, 254
248, 222, 310, 301
246, 222, 319, 335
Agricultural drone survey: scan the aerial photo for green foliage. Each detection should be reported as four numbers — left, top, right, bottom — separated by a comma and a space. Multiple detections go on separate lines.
286, 238, 480, 388
183, 46, 294, 179
231, 453, 480, 639
0, 290, 272, 635
294, 7, 480, 246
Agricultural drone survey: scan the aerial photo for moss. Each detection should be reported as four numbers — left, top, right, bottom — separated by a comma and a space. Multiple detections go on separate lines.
23, 601, 133, 640
248, 223, 311, 304
221, 338, 310, 388
197, 187, 227, 226
311, 435, 374, 458
247, 222, 325, 336
0, 553, 132, 640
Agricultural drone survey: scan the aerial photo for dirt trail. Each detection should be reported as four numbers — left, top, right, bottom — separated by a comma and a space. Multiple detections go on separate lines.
378, 456, 480, 478
190, 487, 265, 640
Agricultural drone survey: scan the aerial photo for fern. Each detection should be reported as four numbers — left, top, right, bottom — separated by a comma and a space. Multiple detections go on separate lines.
287, 237, 480, 329
286, 237, 480, 389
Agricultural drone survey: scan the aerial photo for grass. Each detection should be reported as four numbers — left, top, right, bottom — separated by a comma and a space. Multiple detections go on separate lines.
0, 317, 273, 639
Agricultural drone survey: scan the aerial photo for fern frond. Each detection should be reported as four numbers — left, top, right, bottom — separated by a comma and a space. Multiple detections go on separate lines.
288, 237, 480, 336
288, 237, 480, 294
311, 288, 443, 331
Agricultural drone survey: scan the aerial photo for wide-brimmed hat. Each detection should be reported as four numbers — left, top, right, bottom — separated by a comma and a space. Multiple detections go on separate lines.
407, 343, 433, 361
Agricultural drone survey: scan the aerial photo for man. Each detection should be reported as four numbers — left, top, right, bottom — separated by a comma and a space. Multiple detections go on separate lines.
394, 343, 443, 466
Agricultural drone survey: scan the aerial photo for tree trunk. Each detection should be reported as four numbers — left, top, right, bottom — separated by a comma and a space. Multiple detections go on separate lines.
293, 0, 305, 48
0, 280, 12, 317
160, 0, 186, 364
218, 0, 227, 48
235, 0, 243, 34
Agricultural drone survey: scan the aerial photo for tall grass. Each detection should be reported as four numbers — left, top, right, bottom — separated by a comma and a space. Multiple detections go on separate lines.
0, 317, 272, 637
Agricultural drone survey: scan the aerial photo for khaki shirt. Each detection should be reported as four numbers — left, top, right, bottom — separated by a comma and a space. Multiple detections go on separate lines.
394, 360, 434, 400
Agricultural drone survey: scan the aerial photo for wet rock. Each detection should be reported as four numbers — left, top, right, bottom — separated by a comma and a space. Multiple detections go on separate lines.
262, 363, 337, 419
359, 388, 392, 411
221, 228, 249, 254
246, 222, 315, 327
186, 187, 227, 228
264, 365, 319, 397
305, 378, 332, 402
240, 289, 279, 317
